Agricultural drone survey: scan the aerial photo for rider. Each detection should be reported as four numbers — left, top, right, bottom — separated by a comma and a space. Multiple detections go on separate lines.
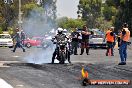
51, 28, 71, 64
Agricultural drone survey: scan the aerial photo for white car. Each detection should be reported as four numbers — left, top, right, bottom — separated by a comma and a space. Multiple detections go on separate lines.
89, 29, 107, 49
0, 34, 13, 48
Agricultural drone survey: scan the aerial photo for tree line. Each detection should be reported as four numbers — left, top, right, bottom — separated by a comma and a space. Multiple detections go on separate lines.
0, 0, 56, 33
0, 0, 131, 35
77, 0, 132, 34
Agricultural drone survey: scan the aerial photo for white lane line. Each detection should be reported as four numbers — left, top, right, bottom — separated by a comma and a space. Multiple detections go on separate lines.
0, 61, 20, 63
0, 78, 13, 88
12, 56, 20, 58
16, 85, 24, 87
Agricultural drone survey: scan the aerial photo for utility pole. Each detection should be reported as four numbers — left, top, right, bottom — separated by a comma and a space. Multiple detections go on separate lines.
18, 0, 22, 30
4, 0, 13, 31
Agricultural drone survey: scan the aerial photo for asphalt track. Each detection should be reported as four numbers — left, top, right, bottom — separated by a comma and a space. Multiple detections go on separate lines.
0, 45, 132, 88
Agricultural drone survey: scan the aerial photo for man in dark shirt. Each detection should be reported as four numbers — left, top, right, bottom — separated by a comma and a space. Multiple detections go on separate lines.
12, 28, 25, 52
71, 28, 80, 55
80, 25, 91, 55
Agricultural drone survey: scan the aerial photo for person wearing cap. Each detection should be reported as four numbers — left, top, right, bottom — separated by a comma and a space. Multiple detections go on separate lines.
118, 23, 130, 65
80, 25, 91, 55
12, 28, 25, 52
105, 27, 115, 56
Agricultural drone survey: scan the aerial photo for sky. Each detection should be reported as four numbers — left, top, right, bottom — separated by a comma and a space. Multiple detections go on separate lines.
56, 0, 79, 19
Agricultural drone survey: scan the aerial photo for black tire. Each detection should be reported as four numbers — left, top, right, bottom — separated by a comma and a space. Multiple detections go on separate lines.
9, 46, 13, 48
26, 43, 31, 48
60, 52, 65, 64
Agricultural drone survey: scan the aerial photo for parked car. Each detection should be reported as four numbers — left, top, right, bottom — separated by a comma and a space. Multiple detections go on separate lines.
89, 29, 107, 49
77, 28, 107, 49
24, 37, 44, 48
0, 33, 13, 48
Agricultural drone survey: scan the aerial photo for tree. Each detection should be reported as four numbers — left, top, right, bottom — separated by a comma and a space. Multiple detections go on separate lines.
77, 0, 102, 28
0, 0, 57, 31
56, 17, 86, 31
105, 0, 132, 34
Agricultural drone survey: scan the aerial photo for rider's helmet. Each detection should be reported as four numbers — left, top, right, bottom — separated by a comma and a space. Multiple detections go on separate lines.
57, 28, 63, 34
63, 29, 67, 35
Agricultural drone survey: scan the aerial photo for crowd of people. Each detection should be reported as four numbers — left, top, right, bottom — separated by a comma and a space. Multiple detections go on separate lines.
12, 23, 130, 65
105, 23, 130, 65
51, 23, 130, 65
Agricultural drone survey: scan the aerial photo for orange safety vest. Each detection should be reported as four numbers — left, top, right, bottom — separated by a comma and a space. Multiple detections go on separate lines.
106, 30, 114, 42
121, 28, 130, 42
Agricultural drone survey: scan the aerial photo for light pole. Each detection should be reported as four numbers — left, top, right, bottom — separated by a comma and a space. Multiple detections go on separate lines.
4, 0, 13, 31
18, 0, 23, 30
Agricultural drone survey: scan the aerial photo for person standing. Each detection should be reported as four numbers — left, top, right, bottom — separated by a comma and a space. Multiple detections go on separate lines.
71, 28, 80, 55
105, 27, 114, 56
21, 30, 26, 46
118, 23, 130, 65
12, 28, 25, 52
80, 25, 91, 55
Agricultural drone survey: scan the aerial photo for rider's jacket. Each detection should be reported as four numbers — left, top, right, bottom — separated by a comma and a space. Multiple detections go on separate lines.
54, 34, 67, 42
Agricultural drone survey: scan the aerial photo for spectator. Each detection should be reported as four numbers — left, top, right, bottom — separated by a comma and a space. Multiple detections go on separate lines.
71, 28, 80, 55
105, 27, 114, 56
80, 25, 91, 55
118, 23, 130, 65
12, 28, 25, 52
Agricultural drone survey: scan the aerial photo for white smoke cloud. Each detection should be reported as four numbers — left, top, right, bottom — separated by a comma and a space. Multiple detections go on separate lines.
22, 8, 55, 37
21, 5, 57, 64
23, 47, 57, 64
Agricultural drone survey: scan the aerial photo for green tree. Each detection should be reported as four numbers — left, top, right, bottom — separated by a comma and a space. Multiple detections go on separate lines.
0, 0, 57, 31
105, 0, 132, 35
77, 0, 102, 28
0, 27, 3, 34
56, 17, 86, 31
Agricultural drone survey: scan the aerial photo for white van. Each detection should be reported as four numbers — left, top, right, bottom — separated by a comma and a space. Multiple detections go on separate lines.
0, 33, 13, 48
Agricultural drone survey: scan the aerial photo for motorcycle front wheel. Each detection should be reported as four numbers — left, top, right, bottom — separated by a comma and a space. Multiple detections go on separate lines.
59, 51, 66, 64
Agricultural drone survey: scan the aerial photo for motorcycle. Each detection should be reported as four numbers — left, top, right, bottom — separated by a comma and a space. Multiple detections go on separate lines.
53, 40, 70, 64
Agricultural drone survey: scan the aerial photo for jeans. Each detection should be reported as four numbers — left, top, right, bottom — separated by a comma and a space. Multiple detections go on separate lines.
13, 42, 25, 52
119, 42, 127, 62
106, 42, 113, 56
71, 41, 78, 54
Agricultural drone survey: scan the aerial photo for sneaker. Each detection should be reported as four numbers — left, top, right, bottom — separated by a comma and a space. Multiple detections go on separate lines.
80, 53, 83, 55
23, 49, 25, 52
11, 50, 15, 52
68, 61, 71, 63
118, 62, 126, 65
74, 54, 78, 55
106, 53, 108, 56
86, 53, 90, 55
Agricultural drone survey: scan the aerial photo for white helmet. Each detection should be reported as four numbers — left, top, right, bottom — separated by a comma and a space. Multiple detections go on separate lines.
63, 29, 67, 32
63, 29, 67, 35
57, 28, 63, 34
